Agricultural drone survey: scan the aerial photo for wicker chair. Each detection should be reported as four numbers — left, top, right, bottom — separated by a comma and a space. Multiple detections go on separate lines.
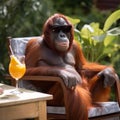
6, 36, 120, 120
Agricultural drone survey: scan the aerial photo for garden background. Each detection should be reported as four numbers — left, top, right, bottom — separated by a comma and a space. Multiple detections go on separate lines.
0, 0, 120, 87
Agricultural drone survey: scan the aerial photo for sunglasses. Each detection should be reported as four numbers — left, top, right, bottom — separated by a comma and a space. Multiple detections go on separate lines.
50, 25, 72, 33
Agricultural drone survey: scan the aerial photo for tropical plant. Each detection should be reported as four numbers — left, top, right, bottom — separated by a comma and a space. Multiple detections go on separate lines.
69, 10, 120, 62
68, 10, 120, 76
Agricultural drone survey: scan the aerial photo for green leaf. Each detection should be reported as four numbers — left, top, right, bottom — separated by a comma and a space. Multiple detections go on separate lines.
93, 33, 106, 42
107, 27, 120, 36
66, 16, 80, 25
80, 24, 92, 39
104, 35, 116, 46
103, 10, 120, 31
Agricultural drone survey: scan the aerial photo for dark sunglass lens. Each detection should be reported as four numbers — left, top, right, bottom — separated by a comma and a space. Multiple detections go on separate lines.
51, 25, 72, 33
63, 26, 71, 33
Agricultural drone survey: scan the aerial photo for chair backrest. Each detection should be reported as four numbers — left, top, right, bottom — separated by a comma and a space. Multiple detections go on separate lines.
8, 36, 42, 56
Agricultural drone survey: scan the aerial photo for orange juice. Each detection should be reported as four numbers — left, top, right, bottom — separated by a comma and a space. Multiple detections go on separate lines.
9, 55, 26, 80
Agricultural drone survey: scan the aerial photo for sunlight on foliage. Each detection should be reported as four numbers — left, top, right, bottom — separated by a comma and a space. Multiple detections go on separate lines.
66, 16, 80, 26
68, 10, 120, 63
103, 10, 120, 31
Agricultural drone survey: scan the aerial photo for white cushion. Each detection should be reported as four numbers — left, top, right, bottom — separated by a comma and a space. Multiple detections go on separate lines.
88, 102, 120, 117
47, 102, 120, 118
10, 36, 41, 55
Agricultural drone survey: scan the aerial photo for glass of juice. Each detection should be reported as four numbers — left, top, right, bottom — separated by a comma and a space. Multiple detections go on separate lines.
9, 55, 26, 94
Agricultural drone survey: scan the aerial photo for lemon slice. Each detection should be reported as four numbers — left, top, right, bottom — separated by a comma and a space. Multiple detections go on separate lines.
10, 55, 22, 65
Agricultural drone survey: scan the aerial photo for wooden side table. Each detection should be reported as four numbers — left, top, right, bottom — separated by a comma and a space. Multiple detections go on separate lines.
0, 83, 53, 120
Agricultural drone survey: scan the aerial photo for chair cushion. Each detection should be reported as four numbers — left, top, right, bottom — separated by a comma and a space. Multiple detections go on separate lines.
47, 102, 120, 118
88, 102, 120, 117
9, 36, 42, 55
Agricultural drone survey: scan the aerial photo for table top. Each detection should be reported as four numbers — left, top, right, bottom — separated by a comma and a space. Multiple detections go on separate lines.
0, 83, 53, 107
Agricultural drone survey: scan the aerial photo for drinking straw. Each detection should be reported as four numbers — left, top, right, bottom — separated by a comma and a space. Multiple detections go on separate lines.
9, 45, 14, 55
